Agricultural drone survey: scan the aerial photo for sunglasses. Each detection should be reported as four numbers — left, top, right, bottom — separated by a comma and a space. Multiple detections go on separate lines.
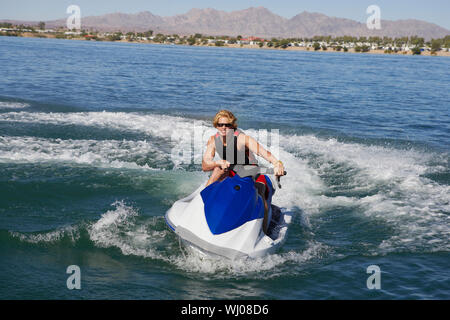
217, 123, 233, 128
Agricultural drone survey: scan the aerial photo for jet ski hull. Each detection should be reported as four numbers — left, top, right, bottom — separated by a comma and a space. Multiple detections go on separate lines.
165, 179, 293, 260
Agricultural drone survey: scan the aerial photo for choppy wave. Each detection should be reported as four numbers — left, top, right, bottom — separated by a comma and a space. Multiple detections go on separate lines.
0, 110, 215, 168
9, 201, 329, 278
9, 225, 81, 244
2, 109, 449, 268
0, 136, 167, 170
0, 111, 213, 139
0, 102, 30, 109
279, 134, 450, 254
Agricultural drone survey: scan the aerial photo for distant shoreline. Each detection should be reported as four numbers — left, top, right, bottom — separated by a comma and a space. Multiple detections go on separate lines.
216, 42, 450, 57
4, 32, 450, 57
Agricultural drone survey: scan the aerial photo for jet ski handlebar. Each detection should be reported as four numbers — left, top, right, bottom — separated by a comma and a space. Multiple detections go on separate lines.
266, 169, 287, 189
232, 165, 287, 188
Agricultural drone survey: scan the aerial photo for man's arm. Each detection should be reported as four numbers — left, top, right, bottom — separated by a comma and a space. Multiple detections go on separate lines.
241, 134, 285, 175
202, 136, 219, 172
242, 134, 278, 165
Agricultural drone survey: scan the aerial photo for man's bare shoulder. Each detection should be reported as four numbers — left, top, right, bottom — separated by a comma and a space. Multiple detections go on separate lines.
237, 132, 254, 142
207, 135, 215, 145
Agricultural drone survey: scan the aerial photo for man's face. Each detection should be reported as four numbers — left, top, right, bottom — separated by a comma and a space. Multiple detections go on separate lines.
216, 116, 233, 137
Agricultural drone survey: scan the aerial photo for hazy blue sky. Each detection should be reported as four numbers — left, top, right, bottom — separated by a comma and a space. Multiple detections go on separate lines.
1, 0, 449, 29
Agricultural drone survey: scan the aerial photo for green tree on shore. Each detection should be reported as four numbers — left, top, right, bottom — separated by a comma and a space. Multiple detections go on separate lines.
411, 46, 421, 55
410, 36, 424, 48
279, 39, 290, 49
431, 39, 442, 53
187, 37, 196, 45
444, 36, 450, 49
355, 45, 370, 53
107, 33, 121, 41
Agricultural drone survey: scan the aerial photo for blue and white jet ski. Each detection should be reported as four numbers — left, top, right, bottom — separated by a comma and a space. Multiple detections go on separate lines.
165, 165, 293, 260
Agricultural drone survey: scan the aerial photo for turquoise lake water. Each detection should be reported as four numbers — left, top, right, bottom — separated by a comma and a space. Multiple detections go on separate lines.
0, 36, 449, 299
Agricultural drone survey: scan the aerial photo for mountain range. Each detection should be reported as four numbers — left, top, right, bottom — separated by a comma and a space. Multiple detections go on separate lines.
3, 7, 449, 40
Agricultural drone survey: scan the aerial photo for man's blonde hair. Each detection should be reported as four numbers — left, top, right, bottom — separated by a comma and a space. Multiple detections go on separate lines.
213, 110, 237, 129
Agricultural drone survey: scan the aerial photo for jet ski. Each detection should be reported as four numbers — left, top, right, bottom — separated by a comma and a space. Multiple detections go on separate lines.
165, 165, 293, 260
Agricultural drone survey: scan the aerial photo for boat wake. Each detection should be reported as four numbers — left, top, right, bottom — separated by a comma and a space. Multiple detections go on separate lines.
1, 107, 449, 277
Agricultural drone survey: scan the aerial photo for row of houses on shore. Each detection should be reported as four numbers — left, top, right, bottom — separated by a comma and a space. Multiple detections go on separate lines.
1, 28, 448, 52
197, 37, 448, 52
0, 27, 57, 33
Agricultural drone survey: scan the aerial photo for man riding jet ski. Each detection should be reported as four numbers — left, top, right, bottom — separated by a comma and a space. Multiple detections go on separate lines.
165, 110, 291, 259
